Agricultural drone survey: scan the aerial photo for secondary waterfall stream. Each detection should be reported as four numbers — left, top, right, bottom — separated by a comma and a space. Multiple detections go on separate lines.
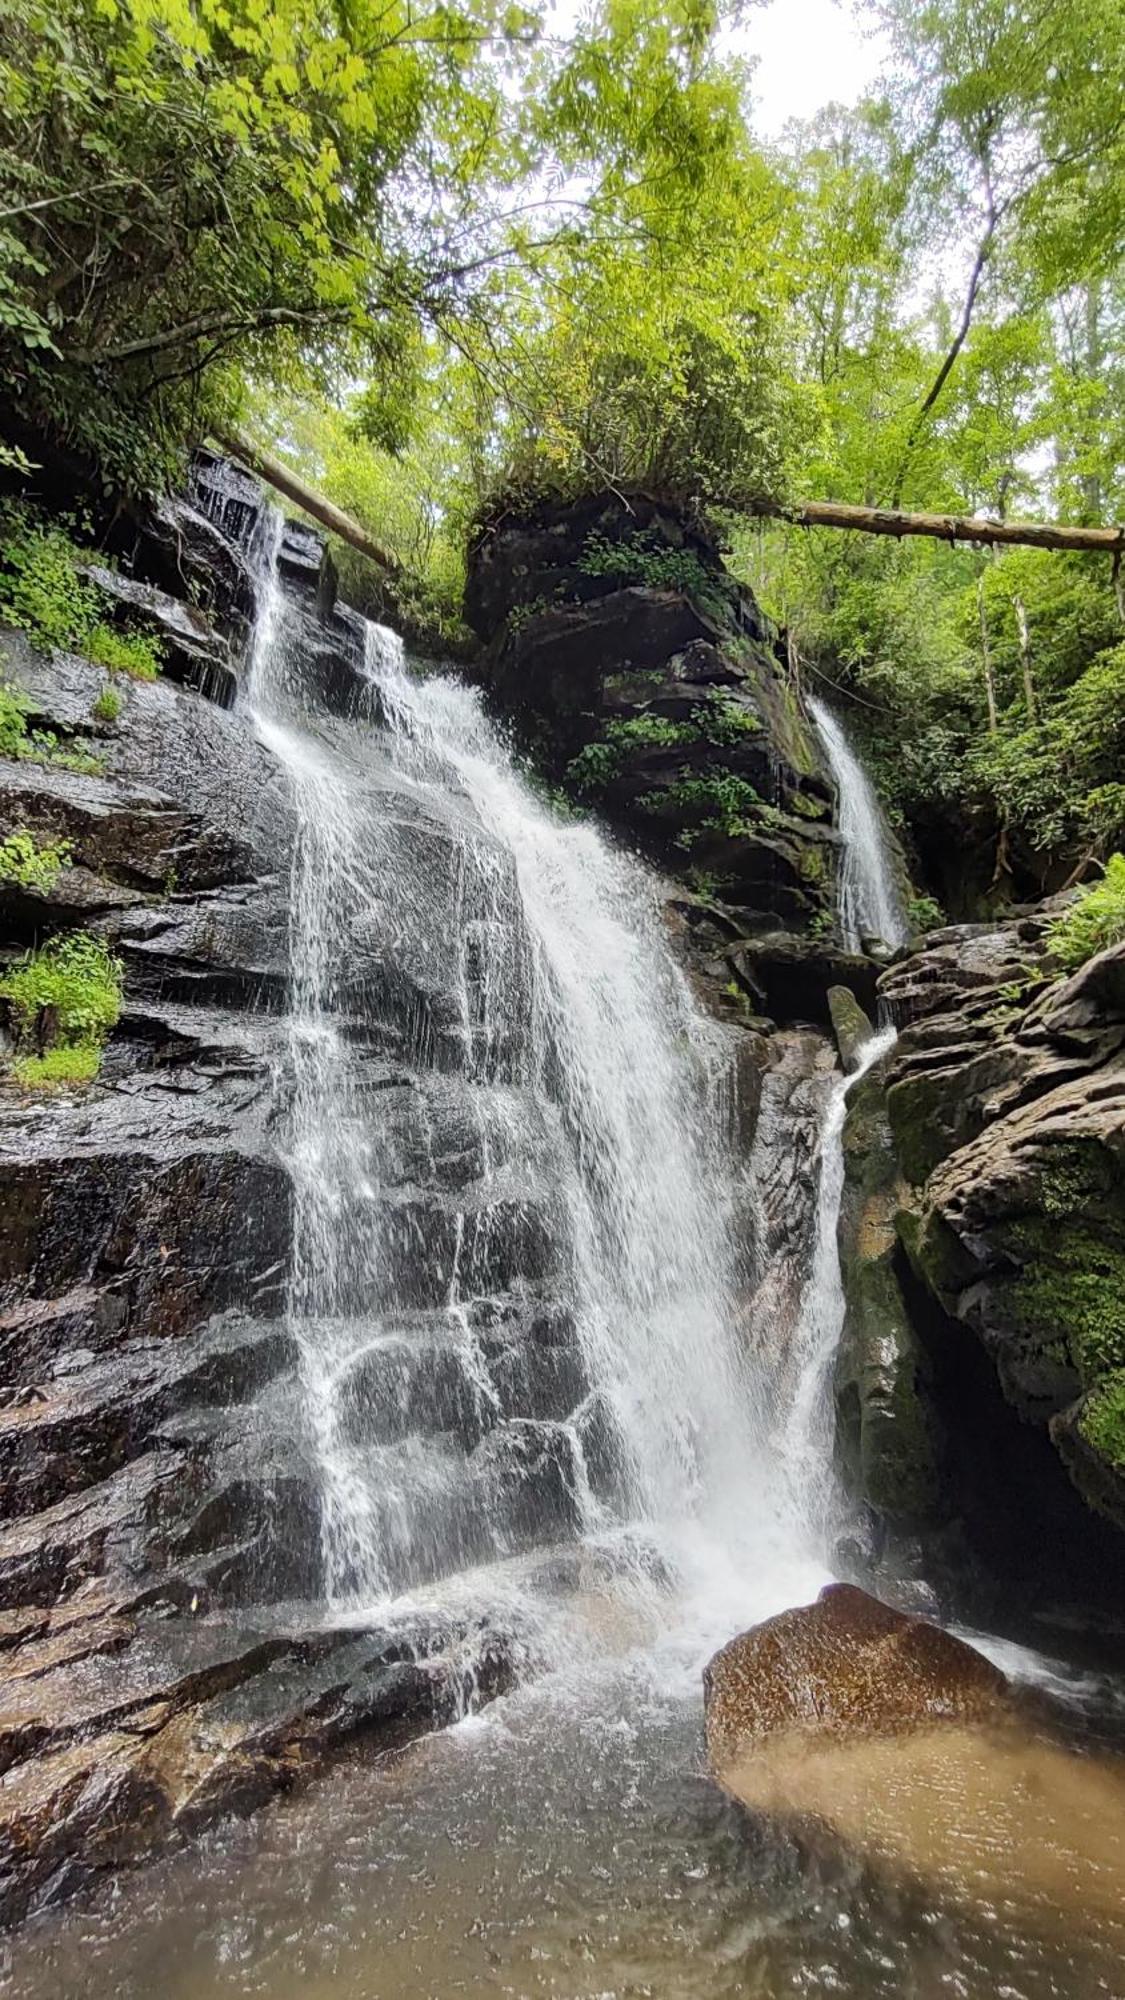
807, 695, 909, 952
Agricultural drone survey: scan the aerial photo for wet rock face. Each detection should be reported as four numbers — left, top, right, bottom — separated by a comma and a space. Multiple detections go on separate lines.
877, 919, 1125, 1560
703, 1583, 1007, 1771
465, 492, 855, 1021
0, 465, 551, 1925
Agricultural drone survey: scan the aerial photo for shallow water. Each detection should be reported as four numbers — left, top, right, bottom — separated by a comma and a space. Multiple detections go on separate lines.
5, 1592, 1124, 2000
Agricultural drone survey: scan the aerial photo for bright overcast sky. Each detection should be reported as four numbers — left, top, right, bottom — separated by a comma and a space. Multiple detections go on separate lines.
736, 0, 889, 136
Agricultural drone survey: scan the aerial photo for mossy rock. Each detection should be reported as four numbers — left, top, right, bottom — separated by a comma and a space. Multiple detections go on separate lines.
834, 1245, 945, 1526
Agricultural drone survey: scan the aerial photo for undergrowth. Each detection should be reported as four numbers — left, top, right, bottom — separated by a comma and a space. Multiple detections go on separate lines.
0, 829, 72, 893
0, 505, 162, 680
0, 930, 122, 1090
1048, 853, 1125, 972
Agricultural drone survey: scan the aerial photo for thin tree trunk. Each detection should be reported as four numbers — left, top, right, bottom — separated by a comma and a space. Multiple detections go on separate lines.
1014, 595, 1037, 723
977, 575, 998, 733
891, 203, 997, 507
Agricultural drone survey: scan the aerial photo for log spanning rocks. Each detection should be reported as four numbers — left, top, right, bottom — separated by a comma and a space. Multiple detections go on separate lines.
704, 1585, 1125, 1958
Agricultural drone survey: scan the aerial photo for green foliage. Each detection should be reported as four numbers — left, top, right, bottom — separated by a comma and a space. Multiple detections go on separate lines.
577, 529, 725, 609
0, 828, 71, 893
693, 691, 761, 746
1047, 855, 1125, 973
565, 738, 624, 794
92, 682, 123, 723
639, 768, 773, 843
0, 506, 162, 677
605, 714, 692, 750
0, 929, 122, 1040
0, 929, 122, 1087
906, 893, 944, 932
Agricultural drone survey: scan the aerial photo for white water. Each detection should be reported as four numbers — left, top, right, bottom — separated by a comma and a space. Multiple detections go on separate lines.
240, 522, 829, 1661
808, 695, 910, 952
777, 1025, 897, 1543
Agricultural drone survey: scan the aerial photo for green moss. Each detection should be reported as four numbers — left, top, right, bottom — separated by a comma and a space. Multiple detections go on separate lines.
1004, 1226, 1125, 1385
797, 842, 828, 885
1078, 1370, 1125, 1472
896, 1204, 975, 1300
789, 791, 829, 821
9, 1044, 101, 1090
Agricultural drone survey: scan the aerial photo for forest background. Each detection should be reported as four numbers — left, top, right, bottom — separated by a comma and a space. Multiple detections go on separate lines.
1, 0, 1123, 906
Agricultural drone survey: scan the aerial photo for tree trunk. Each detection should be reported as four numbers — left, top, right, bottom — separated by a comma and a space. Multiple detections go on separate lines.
213, 429, 401, 577
977, 576, 998, 733
1014, 596, 1037, 723
739, 495, 1125, 557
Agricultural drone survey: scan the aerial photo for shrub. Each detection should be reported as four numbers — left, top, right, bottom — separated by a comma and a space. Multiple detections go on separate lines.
1047, 854, 1125, 973
577, 529, 733, 623
0, 830, 72, 894
907, 892, 944, 933
0, 930, 123, 1088
92, 683, 124, 723
0, 507, 162, 679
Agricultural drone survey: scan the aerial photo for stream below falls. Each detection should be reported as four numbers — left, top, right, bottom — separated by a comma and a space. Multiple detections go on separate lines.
3, 501, 1123, 1998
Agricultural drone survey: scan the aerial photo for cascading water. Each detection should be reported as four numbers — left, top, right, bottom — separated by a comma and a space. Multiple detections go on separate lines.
775, 1026, 895, 1545
239, 510, 805, 1642
808, 694, 910, 952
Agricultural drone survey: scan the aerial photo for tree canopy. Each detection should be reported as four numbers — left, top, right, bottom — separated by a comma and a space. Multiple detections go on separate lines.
3, 0, 1124, 897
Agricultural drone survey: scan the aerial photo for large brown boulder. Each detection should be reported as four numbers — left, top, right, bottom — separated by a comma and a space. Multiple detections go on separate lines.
704, 1583, 1007, 1770
703, 1585, 1125, 1962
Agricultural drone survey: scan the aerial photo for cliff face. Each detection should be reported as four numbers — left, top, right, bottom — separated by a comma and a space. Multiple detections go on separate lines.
834, 914, 1125, 1627
465, 492, 880, 1029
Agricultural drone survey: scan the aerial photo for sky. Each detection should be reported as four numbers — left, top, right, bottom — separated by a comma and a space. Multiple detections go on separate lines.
738, 0, 890, 137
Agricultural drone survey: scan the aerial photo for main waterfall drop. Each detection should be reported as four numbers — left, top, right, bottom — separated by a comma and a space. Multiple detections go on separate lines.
241, 512, 800, 1635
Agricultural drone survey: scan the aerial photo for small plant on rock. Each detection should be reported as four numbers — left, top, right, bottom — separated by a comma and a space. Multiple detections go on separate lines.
0, 829, 72, 894
92, 683, 123, 724
0, 930, 122, 1090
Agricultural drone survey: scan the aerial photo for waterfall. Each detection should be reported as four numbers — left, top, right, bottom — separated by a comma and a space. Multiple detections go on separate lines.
807, 695, 909, 952
776, 1025, 897, 1544
237, 513, 805, 1634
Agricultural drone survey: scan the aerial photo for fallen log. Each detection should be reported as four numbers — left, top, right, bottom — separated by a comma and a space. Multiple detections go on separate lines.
212, 428, 401, 576
741, 495, 1125, 556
